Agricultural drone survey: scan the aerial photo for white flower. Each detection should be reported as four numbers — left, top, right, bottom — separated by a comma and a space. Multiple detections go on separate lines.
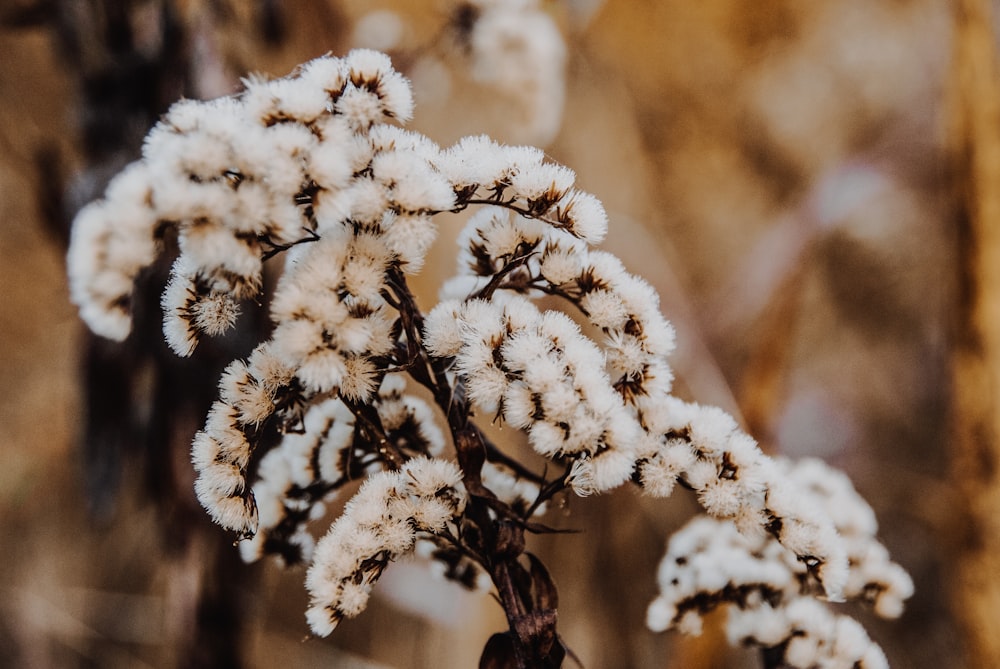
435, 135, 499, 187
373, 150, 455, 213
309, 131, 355, 190
347, 49, 414, 122
579, 289, 629, 330
552, 190, 607, 243
509, 162, 575, 202
269, 75, 331, 123
66, 47, 905, 662
647, 456, 910, 667
423, 300, 465, 357
299, 55, 348, 95
539, 243, 584, 285
304, 457, 465, 635
588, 449, 637, 492
160, 269, 199, 357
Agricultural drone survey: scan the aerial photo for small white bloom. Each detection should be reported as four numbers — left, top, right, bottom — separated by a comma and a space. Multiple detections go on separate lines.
160, 271, 198, 357
272, 319, 325, 366
423, 300, 465, 357
588, 449, 636, 492
645, 597, 676, 634
579, 289, 628, 331
436, 135, 507, 188
639, 459, 677, 498
553, 190, 607, 243
341, 355, 379, 401
270, 75, 331, 123
299, 55, 348, 95
297, 348, 348, 393
528, 420, 567, 457
346, 49, 414, 122
465, 365, 510, 414
499, 294, 541, 330
335, 86, 384, 131
190, 291, 240, 337
539, 244, 583, 285
698, 479, 743, 518
382, 213, 439, 272
509, 162, 575, 202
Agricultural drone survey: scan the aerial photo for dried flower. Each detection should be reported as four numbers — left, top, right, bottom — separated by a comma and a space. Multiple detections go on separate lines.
646, 458, 913, 668
67, 49, 908, 666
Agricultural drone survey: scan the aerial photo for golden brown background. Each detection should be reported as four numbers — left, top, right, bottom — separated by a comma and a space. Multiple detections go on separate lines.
0, 0, 995, 667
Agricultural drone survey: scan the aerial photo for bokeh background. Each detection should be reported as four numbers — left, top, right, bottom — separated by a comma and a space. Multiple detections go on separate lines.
0, 0, 995, 667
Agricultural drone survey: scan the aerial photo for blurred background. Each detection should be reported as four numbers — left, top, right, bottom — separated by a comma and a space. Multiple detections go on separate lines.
0, 0, 994, 667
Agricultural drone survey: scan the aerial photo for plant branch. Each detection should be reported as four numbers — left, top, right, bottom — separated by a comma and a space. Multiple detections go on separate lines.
474, 251, 537, 301
259, 227, 320, 261
341, 395, 405, 470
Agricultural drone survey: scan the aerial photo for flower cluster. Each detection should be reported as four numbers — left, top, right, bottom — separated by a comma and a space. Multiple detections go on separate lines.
433, 205, 849, 593
634, 398, 849, 592
238, 374, 446, 565
646, 458, 913, 668
69, 49, 419, 347
66, 49, 910, 664
238, 396, 358, 565
425, 294, 640, 494
191, 341, 292, 536
305, 456, 466, 635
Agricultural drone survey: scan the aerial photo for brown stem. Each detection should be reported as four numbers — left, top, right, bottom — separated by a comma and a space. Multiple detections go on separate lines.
259, 226, 320, 261
484, 440, 547, 486
341, 395, 404, 470
457, 198, 570, 233
385, 265, 564, 667
525, 464, 573, 519
474, 252, 537, 301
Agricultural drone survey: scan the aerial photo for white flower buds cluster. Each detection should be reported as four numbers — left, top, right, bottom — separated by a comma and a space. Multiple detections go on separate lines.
434, 207, 847, 593
66, 162, 160, 340
267, 229, 396, 401
773, 458, 914, 618
305, 456, 466, 635
634, 399, 849, 596
237, 397, 358, 565
729, 598, 888, 669
442, 205, 673, 400
425, 294, 640, 494
646, 458, 912, 669
192, 342, 294, 537
68, 49, 433, 353
234, 371, 446, 565
436, 137, 609, 243
66, 49, 907, 658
